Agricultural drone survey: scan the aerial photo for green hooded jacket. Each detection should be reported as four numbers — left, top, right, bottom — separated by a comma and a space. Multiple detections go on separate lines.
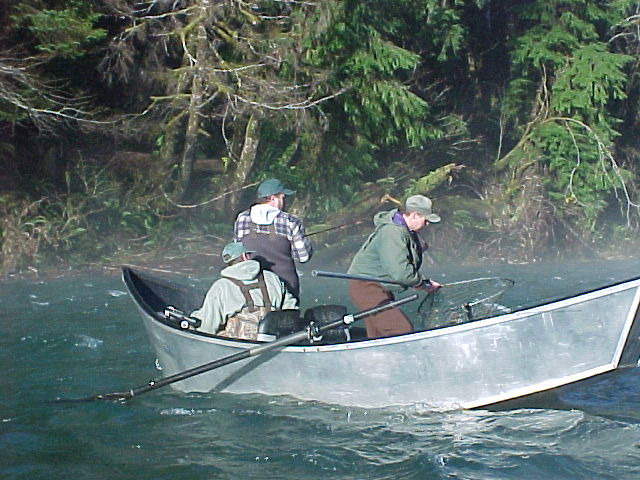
347, 209, 425, 290
190, 259, 298, 334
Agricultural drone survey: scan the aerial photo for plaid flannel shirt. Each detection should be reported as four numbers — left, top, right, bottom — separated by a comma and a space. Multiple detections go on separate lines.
234, 209, 313, 263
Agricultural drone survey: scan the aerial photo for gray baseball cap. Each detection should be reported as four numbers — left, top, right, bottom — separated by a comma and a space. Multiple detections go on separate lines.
221, 242, 254, 263
405, 195, 441, 223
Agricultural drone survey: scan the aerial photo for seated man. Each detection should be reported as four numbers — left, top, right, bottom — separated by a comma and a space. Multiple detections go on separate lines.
191, 242, 298, 340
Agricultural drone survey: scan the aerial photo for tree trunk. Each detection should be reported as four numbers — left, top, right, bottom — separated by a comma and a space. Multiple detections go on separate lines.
293, 133, 323, 217
224, 113, 261, 218
178, 75, 203, 200
176, 13, 208, 201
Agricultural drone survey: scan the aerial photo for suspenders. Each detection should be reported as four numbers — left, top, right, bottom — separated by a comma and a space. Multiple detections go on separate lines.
223, 270, 272, 309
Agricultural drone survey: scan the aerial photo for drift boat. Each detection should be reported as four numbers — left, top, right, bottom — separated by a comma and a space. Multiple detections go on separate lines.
122, 267, 640, 409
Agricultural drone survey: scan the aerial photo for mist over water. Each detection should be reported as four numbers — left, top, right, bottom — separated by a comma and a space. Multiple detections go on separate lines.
3, 256, 640, 479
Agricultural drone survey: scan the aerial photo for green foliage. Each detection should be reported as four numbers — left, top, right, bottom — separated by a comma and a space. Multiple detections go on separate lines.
251, 122, 378, 219
11, 0, 106, 59
500, 0, 636, 228
4, 0, 640, 272
305, 3, 439, 148
296, 137, 377, 218
0, 156, 186, 274
551, 44, 631, 125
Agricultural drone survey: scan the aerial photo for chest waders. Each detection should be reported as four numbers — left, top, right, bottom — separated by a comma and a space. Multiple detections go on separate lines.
241, 222, 299, 298
217, 270, 272, 341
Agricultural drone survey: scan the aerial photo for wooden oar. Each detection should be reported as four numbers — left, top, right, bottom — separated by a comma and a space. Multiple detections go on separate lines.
56, 294, 418, 403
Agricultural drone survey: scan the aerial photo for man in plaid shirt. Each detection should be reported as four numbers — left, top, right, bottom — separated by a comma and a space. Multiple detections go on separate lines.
233, 178, 313, 300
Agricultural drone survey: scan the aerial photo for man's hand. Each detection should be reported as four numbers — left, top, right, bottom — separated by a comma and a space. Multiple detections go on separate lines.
420, 279, 441, 294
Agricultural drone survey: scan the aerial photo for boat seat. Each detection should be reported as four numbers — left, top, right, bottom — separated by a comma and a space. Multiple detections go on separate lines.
257, 310, 305, 341
257, 305, 360, 344
303, 304, 347, 323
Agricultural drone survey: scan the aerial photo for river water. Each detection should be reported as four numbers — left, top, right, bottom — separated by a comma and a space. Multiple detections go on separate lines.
3, 257, 640, 479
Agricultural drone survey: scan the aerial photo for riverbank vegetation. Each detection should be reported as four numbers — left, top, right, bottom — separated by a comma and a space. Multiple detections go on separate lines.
2, 0, 640, 276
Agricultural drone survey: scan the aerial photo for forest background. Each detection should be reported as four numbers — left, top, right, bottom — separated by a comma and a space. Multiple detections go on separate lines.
2, 0, 640, 277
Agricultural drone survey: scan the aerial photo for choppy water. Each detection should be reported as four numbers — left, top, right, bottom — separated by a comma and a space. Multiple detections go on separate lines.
4, 258, 640, 479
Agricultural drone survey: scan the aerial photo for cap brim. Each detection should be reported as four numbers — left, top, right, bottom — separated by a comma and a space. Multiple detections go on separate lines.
426, 213, 441, 223
282, 188, 295, 195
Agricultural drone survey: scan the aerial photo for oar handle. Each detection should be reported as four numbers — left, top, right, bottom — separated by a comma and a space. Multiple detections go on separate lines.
311, 270, 411, 287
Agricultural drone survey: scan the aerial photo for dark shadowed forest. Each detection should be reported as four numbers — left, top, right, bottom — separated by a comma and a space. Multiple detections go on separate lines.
2, 0, 640, 276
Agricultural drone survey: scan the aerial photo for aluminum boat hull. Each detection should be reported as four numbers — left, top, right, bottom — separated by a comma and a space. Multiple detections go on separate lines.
123, 268, 640, 409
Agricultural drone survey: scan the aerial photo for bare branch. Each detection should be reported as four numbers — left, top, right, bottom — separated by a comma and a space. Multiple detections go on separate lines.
231, 87, 347, 110
0, 55, 110, 133
161, 181, 259, 208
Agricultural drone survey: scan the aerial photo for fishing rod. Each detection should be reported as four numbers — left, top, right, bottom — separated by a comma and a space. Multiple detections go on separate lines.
313, 269, 513, 291
305, 219, 369, 237
304, 194, 407, 238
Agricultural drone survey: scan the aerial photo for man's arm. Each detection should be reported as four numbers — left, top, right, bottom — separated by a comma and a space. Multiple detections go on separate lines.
264, 270, 299, 310
190, 282, 227, 334
281, 288, 299, 310
288, 214, 313, 263
233, 211, 250, 242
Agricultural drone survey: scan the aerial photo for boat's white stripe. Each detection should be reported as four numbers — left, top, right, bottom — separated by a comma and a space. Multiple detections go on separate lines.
612, 286, 640, 367
460, 363, 616, 409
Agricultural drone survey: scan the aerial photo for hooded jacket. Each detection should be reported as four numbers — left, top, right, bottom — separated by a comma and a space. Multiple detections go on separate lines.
249, 203, 281, 225
191, 259, 298, 334
234, 203, 312, 299
347, 209, 425, 290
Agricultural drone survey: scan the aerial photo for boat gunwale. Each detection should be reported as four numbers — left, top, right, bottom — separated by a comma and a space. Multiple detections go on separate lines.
123, 267, 640, 353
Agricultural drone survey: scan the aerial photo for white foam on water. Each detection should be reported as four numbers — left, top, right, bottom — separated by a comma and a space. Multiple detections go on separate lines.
74, 334, 104, 349
107, 289, 128, 297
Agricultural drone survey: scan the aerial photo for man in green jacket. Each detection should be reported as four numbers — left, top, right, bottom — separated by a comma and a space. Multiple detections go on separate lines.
347, 195, 441, 338
191, 242, 298, 339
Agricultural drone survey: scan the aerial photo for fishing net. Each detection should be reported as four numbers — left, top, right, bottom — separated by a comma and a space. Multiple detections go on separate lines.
416, 277, 515, 330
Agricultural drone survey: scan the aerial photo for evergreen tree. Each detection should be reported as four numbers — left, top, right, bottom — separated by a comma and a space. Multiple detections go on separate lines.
496, 0, 636, 238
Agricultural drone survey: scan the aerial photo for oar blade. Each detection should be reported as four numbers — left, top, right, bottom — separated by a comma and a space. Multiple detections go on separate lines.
51, 390, 133, 404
